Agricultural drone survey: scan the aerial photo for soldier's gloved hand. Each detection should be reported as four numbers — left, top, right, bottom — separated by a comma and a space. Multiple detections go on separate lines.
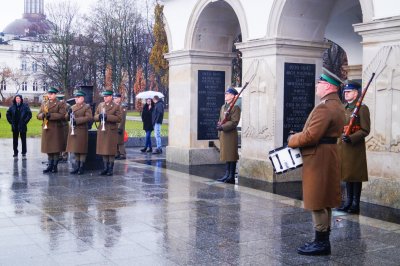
68, 109, 72, 115
99, 114, 107, 121
72, 120, 77, 127
45, 113, 51, 120
118, 129, 123, 135
103, 114, 107, 121
216, 125, 223, 131
342, 134, 352, 143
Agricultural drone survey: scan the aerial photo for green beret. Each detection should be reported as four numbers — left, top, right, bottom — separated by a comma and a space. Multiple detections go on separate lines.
48, 87, 59, 94
74, 90, 86, 97
102, 90, 113, 96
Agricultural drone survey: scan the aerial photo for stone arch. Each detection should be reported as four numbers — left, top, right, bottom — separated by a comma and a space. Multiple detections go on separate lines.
267, 0, 374, 39
163, 14, 173, 51
184, 0, 248, 51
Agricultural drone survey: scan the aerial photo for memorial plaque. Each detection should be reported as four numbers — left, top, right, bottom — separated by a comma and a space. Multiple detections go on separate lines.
198, 70, 225, 140
283, 63, 316, 145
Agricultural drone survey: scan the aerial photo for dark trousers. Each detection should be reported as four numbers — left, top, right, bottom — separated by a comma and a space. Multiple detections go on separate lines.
13, 131, 27, 155
145, 130, 152, 148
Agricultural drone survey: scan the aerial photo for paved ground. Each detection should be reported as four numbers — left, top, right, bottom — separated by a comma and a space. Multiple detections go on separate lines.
1, 138, 400, 265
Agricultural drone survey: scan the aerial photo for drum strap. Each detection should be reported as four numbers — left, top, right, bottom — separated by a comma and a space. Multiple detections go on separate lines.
319, 137, 337, 144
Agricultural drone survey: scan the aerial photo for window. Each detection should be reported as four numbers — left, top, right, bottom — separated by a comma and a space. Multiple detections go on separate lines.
32, 61, 37, 72
22, 81, 27, 91
33, 82, 38, 91
21, 60, 27, 71
42, 83, 48, 92
0, 80, 6, 91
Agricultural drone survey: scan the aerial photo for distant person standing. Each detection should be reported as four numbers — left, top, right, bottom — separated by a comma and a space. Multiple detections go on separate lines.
152, 95, 164, 154
6, 94, 32, 158
140, 98, 154, 153
337, 80, 370, 214
113, 93, 127, 160
94, 90, 122, 176
37, 87, 67, 173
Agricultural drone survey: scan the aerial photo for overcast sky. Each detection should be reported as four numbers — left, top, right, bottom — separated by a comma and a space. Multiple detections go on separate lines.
0, 0, 95, 32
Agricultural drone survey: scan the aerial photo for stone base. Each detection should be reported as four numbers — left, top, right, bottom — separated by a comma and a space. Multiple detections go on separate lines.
238, 156, 302, 183
166, 146, 222, 165
362, 176, 400, 209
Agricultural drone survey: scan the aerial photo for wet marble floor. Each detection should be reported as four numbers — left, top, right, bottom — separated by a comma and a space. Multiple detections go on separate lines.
1, 138, 400, 265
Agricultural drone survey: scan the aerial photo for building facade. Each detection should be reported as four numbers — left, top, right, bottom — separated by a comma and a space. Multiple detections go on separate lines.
162, 0, 400, 209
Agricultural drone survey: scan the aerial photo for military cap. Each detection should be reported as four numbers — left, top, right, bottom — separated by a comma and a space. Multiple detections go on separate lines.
56, 94, 65, 99
102, 90, 113, 96
48, 87, 59, 94
225, 87, 238, 96
319, 68, 343, 87
113, 92, 122, 98
74, 90, 86, 97
343, 80, 361, 92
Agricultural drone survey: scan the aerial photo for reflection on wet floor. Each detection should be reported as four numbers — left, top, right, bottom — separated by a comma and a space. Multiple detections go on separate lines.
0, 138, 400, 265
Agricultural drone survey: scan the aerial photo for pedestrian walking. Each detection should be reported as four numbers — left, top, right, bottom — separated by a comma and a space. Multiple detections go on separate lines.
288, 70, 345, 256
94, 90, 122, 176
216, 87, 241, 184
6, 94, 32, 158
140, 98, 154, 153
152, 95, 164, 154
65, 90, 93, 175
37, 87, 67, 173
113, 93, 127, 160
337, 80, 370, 214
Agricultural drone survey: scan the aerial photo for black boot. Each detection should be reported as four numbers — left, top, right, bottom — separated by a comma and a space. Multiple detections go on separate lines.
106, 162, 114, 176
51, 160, 59, 173
146, 147, 153, 153
70, 161, 80, 174
43, 160, 54, 173
77, 162, 85, 175
140, 147, 147, 152
298, 231, 331, 256
217, 163, 230, 182
348, 182, 362, 214
337, 182, 353, 212
225, 161, 236, 184
100, 162, 109, 175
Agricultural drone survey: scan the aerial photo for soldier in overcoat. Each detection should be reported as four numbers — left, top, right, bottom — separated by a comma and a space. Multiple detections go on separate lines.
66, 90, 93, 175
216, 87, 241, 184
57, 94, 70, 162
94, 90, 122, 176
113, 93, 127, 160
337, 80, 370, 214
37, 87, 67, 173
288, 71, 345, 256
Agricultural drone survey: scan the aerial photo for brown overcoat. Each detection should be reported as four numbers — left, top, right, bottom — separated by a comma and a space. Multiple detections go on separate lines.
117, 105, 127, 145
338, 103, 370, 182
219, 104, 241, 162
37, 99, 67, 153
65, 103, 93, 154
94, 102, 122, 155
288, 93, 345, 210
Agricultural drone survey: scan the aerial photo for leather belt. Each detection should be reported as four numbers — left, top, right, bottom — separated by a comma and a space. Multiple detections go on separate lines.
319, 137, 337, 144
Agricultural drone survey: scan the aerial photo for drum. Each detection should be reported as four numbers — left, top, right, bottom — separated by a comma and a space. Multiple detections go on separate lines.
268, 146, 303, 174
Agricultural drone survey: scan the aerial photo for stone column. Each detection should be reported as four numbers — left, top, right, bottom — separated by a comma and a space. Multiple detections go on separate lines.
164, 50, 235, 165
236, 38, 328, 183
354, 17, 400, 209
343, 64, 362, 80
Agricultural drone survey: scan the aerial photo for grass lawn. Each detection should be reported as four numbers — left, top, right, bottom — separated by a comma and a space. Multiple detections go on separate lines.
0, 107, 168, 138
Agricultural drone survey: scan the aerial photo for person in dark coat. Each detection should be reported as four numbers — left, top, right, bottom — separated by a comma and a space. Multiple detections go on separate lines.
216, 87, 241, 184
6, 94, 32, 158
288, 70, 345, 256
94, 90, 122, 176
152, 95, 165, 154
337, 80, 370, 214
140, 98, 154, 152
65, 90, 93, 175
